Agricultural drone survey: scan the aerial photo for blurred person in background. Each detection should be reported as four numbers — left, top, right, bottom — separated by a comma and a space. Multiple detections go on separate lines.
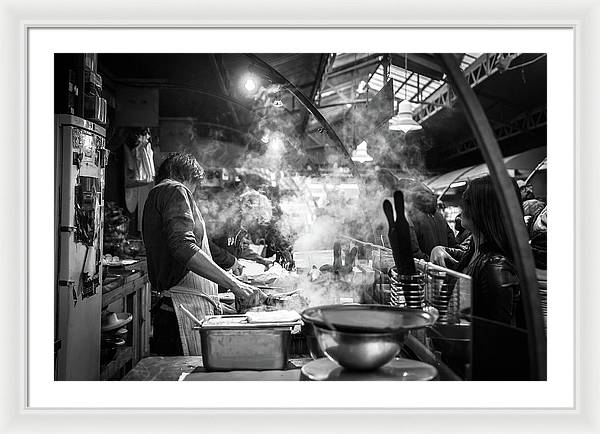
517, 179, 546, 227
430, 175, 530, 380
211, 189, 276, 270
403, 181, 456, 260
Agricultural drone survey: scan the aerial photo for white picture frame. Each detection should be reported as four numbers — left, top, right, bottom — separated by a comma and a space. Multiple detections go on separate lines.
1, 0, 596, 432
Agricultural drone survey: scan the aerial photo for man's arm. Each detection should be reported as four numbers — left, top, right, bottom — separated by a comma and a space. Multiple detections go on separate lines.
162, 186, 261, 300
184, 249, 258, 300
208, 239, 236, 269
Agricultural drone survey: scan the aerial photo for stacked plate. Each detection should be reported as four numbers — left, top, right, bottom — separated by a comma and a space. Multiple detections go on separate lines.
388, 268, 425, 309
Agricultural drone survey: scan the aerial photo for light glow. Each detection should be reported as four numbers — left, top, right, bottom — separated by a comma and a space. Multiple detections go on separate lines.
244, 78, 257, 92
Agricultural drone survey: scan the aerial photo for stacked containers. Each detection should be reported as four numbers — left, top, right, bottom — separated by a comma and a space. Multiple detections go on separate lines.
388, 262, 462, 326
425, 269, 460, 324
388, 267, 425, 309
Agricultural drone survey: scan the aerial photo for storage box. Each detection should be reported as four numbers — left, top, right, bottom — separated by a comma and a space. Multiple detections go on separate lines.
196, 315, 298, 371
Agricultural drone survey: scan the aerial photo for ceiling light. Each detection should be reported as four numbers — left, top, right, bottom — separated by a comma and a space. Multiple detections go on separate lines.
389, 53, 422, 133
356, 80, 367, 94
389, 100, 423, 132
450, 181, 467, 188
351, 140, 373, 163
345, 103, 352, 108
244, 78, 257, 92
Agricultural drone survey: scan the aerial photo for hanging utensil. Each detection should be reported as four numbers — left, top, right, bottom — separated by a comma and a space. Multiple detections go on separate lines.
179, 304, 204, 327
383, 190, 416, 275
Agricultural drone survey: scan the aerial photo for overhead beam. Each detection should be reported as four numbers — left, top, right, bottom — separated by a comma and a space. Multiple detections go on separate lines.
416, 53, 509, 123
391, 54, 445, 80
316, 54, 337, 105
437, 106, 547, 161
327, 54, 381, 79
209, 54, 241, 127
300, 53, 331, 134
394, 71, 415, 98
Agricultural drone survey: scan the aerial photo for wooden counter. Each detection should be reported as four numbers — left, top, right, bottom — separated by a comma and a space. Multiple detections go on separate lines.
122, 356, 312, 381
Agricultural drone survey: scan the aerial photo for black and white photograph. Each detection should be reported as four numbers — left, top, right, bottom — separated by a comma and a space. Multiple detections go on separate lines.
53, 51, 548, 382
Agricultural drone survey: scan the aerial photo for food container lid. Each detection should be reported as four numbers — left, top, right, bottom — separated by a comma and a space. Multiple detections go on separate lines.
196, 314, 301, 330
301, 304, 436, 334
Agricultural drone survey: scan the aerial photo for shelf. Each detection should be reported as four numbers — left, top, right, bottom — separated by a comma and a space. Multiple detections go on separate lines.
100, 346, 134, 380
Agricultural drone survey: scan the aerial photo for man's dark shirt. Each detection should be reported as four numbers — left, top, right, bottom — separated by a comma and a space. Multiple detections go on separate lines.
142, 179, 204, 292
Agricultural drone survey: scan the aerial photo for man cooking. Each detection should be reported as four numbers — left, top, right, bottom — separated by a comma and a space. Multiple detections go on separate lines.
142, 152, 265, 355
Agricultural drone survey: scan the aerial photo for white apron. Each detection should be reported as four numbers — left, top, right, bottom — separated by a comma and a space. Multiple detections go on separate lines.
169, 198, 220, 356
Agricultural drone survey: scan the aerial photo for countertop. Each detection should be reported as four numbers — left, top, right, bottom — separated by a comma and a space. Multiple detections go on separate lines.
122, 356, 313, 381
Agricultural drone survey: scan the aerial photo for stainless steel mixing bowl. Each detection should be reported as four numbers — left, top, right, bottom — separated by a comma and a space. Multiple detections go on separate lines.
312, 325, 407, 371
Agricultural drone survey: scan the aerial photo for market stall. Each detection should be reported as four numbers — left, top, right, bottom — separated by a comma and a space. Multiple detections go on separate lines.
53, 52, 547, 381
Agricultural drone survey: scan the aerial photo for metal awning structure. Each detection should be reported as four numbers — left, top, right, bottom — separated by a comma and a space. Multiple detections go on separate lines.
99, 52, 546, 173
426, 145, 547, 191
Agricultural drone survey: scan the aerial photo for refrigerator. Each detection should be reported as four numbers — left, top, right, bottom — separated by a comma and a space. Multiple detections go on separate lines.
54, 114, 108, 380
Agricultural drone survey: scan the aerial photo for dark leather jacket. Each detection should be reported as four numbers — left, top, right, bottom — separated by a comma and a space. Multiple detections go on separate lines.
445, 243, 530, 380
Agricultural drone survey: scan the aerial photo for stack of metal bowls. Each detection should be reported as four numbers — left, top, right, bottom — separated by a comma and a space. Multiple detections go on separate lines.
388, 267, 425, 309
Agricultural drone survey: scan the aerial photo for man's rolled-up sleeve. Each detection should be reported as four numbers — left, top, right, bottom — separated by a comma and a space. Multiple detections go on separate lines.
163, 187, 201, 265
209, 239, 236, 269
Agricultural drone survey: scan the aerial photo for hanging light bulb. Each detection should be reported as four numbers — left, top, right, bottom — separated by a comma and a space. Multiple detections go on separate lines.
243, 75, 259, 93
351, 140, 373, 163
356, 80, 367, 94
389, 100, 423, 132
389, 53, 422, 133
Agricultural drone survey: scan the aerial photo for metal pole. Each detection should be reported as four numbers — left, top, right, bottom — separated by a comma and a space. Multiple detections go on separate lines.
438, 54, 546, 380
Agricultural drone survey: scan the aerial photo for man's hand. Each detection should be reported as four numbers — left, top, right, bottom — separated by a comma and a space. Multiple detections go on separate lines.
231, 280, 267, 306
430, 246, 458, 267
230, 259, 245, 276
261, 259, 274, 271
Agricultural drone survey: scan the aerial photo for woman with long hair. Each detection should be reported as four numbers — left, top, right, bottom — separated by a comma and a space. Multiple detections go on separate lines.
430, 175, 530, 380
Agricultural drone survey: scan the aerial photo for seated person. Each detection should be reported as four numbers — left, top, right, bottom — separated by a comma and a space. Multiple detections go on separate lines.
430, 176, 530, 380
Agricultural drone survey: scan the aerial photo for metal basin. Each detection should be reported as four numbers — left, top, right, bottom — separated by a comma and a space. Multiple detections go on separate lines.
312, 325, 406, 371
302, 323, 326, 360
301, 304, 437, 371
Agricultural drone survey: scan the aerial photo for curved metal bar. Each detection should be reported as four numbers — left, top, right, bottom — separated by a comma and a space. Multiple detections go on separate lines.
244, 54, 361, 179
438, 54, 546, 380
435, 164, 478, 200
525, 157, 547, 186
